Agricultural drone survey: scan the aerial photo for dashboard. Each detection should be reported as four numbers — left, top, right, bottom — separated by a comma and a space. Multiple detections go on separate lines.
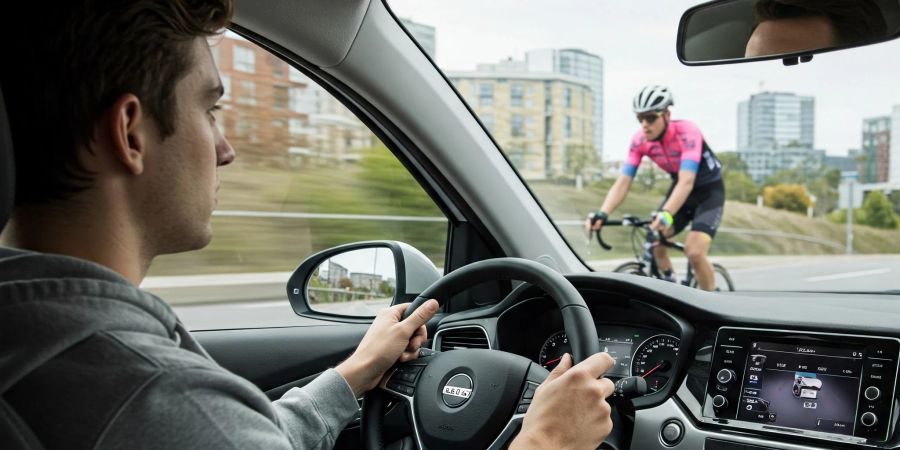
431, 274, 900, 450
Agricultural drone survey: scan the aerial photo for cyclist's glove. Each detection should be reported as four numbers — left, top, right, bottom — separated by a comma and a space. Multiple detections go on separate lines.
588, 211, 608, 226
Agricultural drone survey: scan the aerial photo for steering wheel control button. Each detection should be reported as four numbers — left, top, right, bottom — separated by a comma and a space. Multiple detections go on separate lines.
716, 368, 736, 385
712, 395, 728, 409
660, 420, 684, 446
861, 412, 878, 428
516, 403, 530, 414
865, 386, 881, 401
522, 382, 538, 400
441, 373, 474, 407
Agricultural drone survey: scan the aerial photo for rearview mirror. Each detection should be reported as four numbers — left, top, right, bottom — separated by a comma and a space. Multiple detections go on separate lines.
286, 241, 441, 323
677, 0, 900, 65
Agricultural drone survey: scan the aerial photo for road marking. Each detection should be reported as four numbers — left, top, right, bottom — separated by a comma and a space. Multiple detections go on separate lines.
804, 268, 890, 282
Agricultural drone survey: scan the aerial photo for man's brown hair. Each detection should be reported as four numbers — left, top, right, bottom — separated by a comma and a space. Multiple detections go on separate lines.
0, 0, 233, 205
753, 0, 888, 47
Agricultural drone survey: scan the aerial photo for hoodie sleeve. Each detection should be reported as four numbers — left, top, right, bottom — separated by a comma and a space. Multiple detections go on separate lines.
95, 366, 358, 450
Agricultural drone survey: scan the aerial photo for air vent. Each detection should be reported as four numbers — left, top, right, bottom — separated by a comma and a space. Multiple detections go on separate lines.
438, 327, 490, 351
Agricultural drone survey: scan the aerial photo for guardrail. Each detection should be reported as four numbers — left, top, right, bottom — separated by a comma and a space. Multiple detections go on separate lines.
213, 211, 844, 250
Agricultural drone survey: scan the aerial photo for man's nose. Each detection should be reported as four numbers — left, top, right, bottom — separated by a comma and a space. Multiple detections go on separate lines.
216, 129, 236, 167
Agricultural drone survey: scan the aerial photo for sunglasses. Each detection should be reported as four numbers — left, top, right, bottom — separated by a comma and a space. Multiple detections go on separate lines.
636, 111, 663, 124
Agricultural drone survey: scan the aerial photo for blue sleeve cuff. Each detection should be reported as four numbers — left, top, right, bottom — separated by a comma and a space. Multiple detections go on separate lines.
622, 164, 637, 177
679, 160, 699, 172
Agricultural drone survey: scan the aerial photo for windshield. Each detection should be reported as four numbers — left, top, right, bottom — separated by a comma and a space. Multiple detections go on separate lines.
389, 0, 900, 292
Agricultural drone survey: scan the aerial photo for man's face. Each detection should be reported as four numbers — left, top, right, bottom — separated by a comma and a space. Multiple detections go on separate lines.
141, 38, 234, 256
638, 110, 669, 141
745, 16, 837, 57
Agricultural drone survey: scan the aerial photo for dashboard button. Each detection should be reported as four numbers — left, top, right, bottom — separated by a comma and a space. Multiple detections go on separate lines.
712, 395, 728, 409
716, 368, 736, 385
660, 420, 683, 446
861, 412, 878, 427
865, 386, 881, 401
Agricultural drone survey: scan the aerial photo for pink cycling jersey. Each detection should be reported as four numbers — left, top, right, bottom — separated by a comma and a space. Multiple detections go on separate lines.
623, 119, 721, 185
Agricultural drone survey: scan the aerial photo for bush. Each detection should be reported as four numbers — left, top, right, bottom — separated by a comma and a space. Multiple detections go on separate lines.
827, 208, 866, 224
763, 184, 811, 213
862, 191, 899, 229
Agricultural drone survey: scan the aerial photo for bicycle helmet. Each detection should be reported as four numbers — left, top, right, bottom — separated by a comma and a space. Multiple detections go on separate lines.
632, 85, 674, 113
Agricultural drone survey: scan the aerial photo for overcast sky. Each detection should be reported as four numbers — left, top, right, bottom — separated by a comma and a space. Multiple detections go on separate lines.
390, 0, 900, 162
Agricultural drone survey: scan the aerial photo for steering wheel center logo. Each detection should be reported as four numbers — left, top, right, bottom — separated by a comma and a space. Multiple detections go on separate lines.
441, 374, 473, 407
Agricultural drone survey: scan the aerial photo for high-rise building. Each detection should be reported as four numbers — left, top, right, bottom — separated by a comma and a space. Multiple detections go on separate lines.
448, 70, 595, 180
737, 92, 815, 150
526, 49, 604, 161
736, 91, 818, 182
399, 18, 436, 59
862, 116, 891, 183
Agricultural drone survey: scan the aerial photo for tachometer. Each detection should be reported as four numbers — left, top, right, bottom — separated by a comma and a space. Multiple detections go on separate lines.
631, 334, 680, 393
538, 331, 570, 370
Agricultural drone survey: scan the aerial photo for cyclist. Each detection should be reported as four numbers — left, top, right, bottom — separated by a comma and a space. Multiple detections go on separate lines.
587, 85, 725, 291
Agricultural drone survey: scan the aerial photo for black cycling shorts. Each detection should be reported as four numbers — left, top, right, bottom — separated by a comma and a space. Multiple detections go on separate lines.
666, 179, 725, 238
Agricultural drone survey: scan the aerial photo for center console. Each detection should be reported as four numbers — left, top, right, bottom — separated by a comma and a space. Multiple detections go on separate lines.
704, 327, 900, 446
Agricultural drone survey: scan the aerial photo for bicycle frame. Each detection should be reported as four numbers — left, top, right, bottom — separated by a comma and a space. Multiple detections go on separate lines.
594, 214, 696, 286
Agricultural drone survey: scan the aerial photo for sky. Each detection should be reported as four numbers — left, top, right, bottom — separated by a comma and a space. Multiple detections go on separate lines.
389, 0, 900, 162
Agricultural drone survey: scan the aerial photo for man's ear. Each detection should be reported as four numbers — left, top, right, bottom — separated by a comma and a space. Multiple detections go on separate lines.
103, 93, 147, 175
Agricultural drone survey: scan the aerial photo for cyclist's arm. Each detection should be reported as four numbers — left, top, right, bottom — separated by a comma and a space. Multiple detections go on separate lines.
599, 174, 633, 215
660, 169, 696, 215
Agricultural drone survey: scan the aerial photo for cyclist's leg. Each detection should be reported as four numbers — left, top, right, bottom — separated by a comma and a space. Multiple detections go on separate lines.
686, 231, 715, 290
653, 207, 690, 278
685, 180, 725, 291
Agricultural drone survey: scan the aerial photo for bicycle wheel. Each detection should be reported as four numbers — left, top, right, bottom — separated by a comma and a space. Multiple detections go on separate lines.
691, 263, 735, 291
613, 261, 648, 277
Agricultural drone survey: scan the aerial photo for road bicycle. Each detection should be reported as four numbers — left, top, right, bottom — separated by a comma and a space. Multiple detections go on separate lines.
589, 214, 735, 291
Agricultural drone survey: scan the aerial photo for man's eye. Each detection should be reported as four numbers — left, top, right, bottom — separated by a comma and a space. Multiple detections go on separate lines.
209, 104, 222, 119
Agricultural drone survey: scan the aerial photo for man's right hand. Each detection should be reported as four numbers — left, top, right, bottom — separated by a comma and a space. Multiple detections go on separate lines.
510, 353, 616, 450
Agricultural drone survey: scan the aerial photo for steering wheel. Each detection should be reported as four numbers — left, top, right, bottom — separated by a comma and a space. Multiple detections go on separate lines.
362, 257, 600, 450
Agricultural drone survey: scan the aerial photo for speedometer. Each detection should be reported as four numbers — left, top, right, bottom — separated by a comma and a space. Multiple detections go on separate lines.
538, 331, 570, 370
630, 334, 680, 393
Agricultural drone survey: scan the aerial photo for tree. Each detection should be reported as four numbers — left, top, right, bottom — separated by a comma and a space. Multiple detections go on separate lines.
862, 191, 898, 229
889, 191, 900, 215
723, 170, 758, 203
763, 184, 811, 213
339, 276, 353, 290
717, 152, 749, 174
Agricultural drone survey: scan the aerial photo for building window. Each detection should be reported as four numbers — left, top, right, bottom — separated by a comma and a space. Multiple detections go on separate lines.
481, 114, 494, 133
273, 85, 289, 109
289, 87, 305, 113
268, 54, 285, 77
221, 75, 231, 101
289, 118, 305, 136
238, 80, 256, 105
512, 114, 525, 137
564, 87, 572, 108
510, 84, 524, 107
233, 45, 255, 73
479, 83, 494, 107
564, 116, 571, 138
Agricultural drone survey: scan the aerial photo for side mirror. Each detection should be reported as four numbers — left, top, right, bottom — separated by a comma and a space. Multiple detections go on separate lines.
286, 241, 441, 323
677, 0, 900, 66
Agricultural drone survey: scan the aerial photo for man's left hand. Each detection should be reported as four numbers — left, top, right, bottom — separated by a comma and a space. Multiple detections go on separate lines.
336, 299, 439, 396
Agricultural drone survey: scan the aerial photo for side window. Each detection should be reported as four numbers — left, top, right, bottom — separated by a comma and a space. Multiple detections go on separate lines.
146, 33, 448, 329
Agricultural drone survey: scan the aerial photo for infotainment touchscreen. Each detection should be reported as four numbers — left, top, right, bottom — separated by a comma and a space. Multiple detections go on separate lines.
736, 341, 864, 436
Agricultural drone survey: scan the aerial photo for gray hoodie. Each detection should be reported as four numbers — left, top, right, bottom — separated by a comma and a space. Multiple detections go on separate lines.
0, 247, 359, 449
